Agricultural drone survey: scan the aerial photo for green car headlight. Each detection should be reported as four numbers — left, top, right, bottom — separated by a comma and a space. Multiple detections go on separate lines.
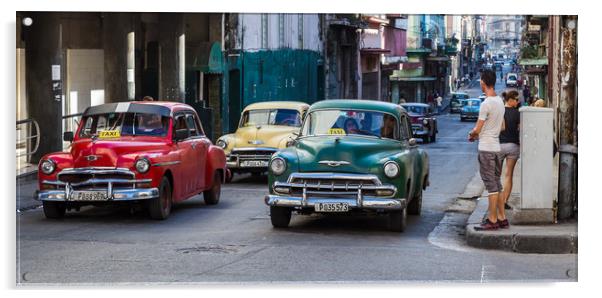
384, 161, 400, 178
270, 157, 287, 176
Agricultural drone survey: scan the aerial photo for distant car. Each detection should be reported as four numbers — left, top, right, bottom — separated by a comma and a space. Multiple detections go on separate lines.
216, 101, 309, 181
450, 92, 470, 113
506, 72, 518, 87
401, 103, 438, 143
460, 98, 481, 122
36, 101, 227, 219
479, 93, 486, 101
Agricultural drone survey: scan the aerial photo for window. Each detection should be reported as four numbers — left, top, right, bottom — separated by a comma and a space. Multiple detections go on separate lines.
185, 114, 199, 137
240, 109, 302, 128
78, 113, 169, 138
301, 109, 399, 140
174, 114, 189, 139
400, 115, 411, 140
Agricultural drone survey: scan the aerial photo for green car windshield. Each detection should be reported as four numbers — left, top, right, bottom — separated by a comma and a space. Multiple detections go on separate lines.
301, 109, 399, 140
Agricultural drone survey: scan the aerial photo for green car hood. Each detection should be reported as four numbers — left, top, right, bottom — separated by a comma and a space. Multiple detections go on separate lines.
295, 135, 402, 174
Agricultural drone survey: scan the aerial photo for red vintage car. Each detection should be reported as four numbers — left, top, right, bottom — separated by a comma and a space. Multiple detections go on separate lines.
36, 101, 227, 220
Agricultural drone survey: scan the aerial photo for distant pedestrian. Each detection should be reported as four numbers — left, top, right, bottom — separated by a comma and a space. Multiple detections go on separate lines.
427, 92, 434, 109
435, 94, 443, 114
399, 93, 407, 104
142, 96, 155, 101
499, 90, 521, 215
522, 86, 531, 103
500, 71, 504, 81
468, 69, 505, 231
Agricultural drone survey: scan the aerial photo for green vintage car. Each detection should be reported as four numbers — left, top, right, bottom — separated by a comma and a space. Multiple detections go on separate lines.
264, 100, 430, 232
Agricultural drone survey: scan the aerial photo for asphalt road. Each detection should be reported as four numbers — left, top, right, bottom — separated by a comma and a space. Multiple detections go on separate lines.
16, 65, 576, 284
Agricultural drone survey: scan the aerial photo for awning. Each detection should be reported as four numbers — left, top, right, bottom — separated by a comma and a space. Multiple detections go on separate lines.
361, 48, 391, 54
426, 56, 450, 62
518, 58, 548, 66
389, 76, 437, 82
383, 56, 409, 65
406, 48, 432, 54
186, 42, 225, 73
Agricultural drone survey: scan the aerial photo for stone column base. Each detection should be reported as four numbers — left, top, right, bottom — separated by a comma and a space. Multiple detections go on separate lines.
509, 208, 555, 225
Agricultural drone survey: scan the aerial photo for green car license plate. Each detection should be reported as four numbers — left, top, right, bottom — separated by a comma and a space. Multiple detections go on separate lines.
72, 191, 108, 201
314, 202, 349, 212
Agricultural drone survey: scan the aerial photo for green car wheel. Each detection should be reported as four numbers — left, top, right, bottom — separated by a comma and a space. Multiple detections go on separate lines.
270, 206, 292, 228
388, 207, 407, 232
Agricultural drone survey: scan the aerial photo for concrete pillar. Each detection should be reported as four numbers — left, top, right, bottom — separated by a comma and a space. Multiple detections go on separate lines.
158, 13, 185, 102
102, 13, 136, 103
22, 12, 64, 163
557, 16, 578, 220
127, 32, 135, 100
514, 107, 555, 224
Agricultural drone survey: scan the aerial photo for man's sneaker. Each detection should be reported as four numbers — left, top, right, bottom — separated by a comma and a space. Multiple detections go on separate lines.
498, 219, 509, 229
474, 219, 499, 231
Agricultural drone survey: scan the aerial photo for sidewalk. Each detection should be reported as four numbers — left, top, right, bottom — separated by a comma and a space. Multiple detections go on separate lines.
16, 172, 41, 212
464, 159, 578, 254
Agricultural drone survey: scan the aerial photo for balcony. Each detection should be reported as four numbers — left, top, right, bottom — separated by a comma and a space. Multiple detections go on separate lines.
361, 28, 384, 50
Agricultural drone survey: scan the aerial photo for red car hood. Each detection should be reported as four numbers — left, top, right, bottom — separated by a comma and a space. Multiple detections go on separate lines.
70, 137, 169, 168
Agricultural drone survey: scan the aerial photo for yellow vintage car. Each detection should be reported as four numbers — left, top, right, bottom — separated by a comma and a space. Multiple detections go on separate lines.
216, 101, 309, 181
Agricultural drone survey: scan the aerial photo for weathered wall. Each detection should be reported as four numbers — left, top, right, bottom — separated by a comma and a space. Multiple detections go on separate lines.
237, 13, 321, 51
66, 49, 105, 116
241, 49, 323, 106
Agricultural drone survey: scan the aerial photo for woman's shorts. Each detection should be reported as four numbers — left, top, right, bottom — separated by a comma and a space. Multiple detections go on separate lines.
500, 142, 520, 160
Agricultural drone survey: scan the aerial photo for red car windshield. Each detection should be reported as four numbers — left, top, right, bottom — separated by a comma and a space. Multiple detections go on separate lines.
78, 112, 170, 138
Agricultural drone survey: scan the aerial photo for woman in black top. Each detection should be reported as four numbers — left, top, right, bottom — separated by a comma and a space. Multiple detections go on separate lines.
499, 90, 521, 218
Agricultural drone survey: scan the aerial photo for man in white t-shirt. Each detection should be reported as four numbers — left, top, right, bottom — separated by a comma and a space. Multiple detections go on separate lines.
468, 69, 506, 231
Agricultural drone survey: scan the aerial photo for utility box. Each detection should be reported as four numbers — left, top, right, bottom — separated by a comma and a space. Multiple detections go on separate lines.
514, 106, 555, 224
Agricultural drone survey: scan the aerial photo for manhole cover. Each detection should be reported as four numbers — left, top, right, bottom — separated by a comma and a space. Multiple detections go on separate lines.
176, 244, 245, 254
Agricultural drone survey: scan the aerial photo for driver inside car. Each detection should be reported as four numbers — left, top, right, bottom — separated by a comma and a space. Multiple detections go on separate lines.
136, 113, 164, 135
344, 118, 360, 135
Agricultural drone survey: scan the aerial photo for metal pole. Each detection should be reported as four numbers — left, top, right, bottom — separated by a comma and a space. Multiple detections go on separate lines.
557, 16, 577, 220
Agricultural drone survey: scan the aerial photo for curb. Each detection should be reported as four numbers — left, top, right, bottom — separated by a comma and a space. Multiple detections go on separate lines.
465, 198, 578, 254
458, 172, 485, 199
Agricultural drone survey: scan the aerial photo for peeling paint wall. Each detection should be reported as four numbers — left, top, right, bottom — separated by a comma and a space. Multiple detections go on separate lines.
237, 13, 321, 52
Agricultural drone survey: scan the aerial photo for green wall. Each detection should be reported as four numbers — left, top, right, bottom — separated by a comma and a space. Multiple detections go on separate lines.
240, 49, 324, 106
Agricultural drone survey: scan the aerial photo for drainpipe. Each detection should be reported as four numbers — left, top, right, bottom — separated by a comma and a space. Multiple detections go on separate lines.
557, 16, 577, 220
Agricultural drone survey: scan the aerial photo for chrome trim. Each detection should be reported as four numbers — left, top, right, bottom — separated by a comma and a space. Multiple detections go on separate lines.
57, 167, 134, 179
248, 140, 264, 145
37, 188, 159, 202
231, 147, 278, 153
42, 178, 152, 187
286, 172, 382, 185
273, 181, 397, 198
318, 160, 350, 167
152, 161, 181, 167
265, 195, 406, 211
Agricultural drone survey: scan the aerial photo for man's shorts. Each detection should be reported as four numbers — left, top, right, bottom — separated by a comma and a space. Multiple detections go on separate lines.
478, 150, 502, 194
499, 142, 520, 160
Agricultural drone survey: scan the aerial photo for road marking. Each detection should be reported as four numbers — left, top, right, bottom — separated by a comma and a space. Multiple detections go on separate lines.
480, 265, 496, 283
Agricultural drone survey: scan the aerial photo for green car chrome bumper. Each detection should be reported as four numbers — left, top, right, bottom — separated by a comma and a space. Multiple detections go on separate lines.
265, 172, 406, 210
